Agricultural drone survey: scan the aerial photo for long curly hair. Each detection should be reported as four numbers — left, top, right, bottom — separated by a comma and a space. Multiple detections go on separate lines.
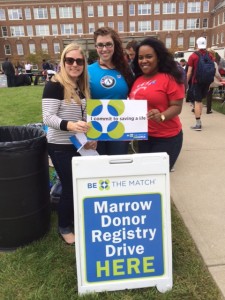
52, 43, 90, 103
94, 27, 134, 88
133, 37, 184, 84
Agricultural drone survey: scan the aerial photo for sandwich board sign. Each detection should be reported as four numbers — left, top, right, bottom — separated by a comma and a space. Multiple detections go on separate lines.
72, 153, 172, 295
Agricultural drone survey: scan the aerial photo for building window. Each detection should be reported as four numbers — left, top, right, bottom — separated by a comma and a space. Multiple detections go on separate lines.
189, 36, 195, 48
41, 43, 48, 53
26, 25, 33, 36
77, 23, 83, 34
221, 32, 224, 43
1, 26, 8, 37
187, 18, 200, 29
108, 22, 114, 29
52, 24, 58, 35
25, 8, 31, 20
59, 7, 73, 18
177, 36, 184, 48
218, 14, 220, 26
75, 7, 82, 18
8, 9, 23, 20
129, 4, 135, 16
60, 24, 74, 35
35, 25, 50, 36
154, 3, 160, 15
98, 5, 104, 17
202, 18, 208, 28
129, 21, 135, 32
29, 43, 36, 54
88, 6, 94, 17
17, 44, 24, 55
138, 21, 151, 32
118, 22, 124, 32
138, 4, 151, 15
4, 45, 11, 55
216, 34, 219, 44
10, 26, 25, 37
50, 7, 57, 19
203, 1, 209, 13
187, 2, 200, 13
33, 8, 48, 19
178, 2, 185, 14
178, 19, 184, 30
165, 37, 172, 48
88, 23, 95, 33
98, 22, 104, 28
162, 20, 176, 31
223, 12, 225, 23
54, 42, 60, 54
154, 20, 160, 31
0, 9, 6, 20
117, 5, 123, 16
107, 5, 113, 17
163, 3, 176, 14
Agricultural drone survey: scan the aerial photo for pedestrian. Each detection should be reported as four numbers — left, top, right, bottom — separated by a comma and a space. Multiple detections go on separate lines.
24, 61, 33, 84
2, 57, 15, 87
42, 42, 97, 245
187, 37, 215, 131
88, 26, 134, 155
129, 37, 185, 171
125, 39, 139, 75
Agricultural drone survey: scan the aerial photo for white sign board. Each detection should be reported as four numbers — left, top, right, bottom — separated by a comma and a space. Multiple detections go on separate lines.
72, 153, 172, 295
0, 74, 7, 88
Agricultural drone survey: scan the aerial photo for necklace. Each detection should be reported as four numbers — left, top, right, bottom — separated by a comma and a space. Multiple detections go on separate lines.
98, 60, 115, 70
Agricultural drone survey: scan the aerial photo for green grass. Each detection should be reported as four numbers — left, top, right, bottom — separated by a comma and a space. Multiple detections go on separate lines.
0, 86, 223, 299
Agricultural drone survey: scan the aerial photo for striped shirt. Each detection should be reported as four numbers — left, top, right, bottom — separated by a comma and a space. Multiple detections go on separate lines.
42, 81, 86, 145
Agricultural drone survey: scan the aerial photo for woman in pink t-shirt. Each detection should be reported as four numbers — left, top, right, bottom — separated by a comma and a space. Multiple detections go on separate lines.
129, 38, 185, 170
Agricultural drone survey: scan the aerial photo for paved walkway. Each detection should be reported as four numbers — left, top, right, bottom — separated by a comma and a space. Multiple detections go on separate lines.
170, 101, 225, 298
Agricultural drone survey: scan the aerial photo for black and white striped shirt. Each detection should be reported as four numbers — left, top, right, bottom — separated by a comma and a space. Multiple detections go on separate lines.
42, 81, 86, 145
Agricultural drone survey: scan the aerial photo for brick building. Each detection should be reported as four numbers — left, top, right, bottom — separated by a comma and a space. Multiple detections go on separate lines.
0, 0, 225, 68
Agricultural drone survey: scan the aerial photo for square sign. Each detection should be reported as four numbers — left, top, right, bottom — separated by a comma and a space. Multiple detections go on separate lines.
72, 153, 172, 294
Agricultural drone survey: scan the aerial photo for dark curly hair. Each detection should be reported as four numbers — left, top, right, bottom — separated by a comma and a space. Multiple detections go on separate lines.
133, 37, 184, 84
94, 27, 134, 88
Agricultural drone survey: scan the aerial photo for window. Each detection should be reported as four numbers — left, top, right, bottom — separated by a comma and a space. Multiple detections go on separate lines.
59, 7, 73, 18
221, 32, 224, 43
50, 7, 57, 19
88, 6, 94, 17
138, 21, 151, 32
52, 24, 58, 35
163, 3, 176, 14
88, 23, 95, 33
0, 9, 6, 20
223, 12, 225, 23
77, 23, 83, 34
129, 4, 135, 16
129, 21, 135, 32
189, 36, 195, 48
17, 44, 24, 55
60, 24, 74, 35
178, 2, 185, 13
108, 22, 114, 29
177, 36, 184, 48
165, 37, 172, 49
107, 5, 113, 17
75, 7, 82, 18
1, 26, 8, 37
54, 42, 60, 54
154, 20, 160, 31
118, 22, 124, 32
138, 4, 151, 15
4, 45, 11, 55
35, 25, 50, 36
187, 2, 200, 13
218, 14, 221, 26
25, 8, 31, 20
10, 26, 25, 37
33, 8, 48, 19
187, 19, 200, 29
202, 18, 208, 28
216, 34, 219, 44
29, 43, 36, 54
41, 43, 48, 53
98, 22, 104, 28
154, 3, 160, 15
26, 25, 33, 36
98, 5, 104, 17
178, 19, 184, 30
203, 1, 209, 13
162, 20, 176, 31
117, 5, 123, 16
8, 9, 22, 20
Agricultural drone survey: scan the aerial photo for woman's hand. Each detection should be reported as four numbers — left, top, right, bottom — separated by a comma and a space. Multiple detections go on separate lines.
147, 109, 161, 123
84, 141, 97, 150
67, 120, 90, 133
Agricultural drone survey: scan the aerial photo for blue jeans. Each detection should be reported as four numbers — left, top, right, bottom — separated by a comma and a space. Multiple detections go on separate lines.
48, 147, 79, 229
138, 130, 183, 170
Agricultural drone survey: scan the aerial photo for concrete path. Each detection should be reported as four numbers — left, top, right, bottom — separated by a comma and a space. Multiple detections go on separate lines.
170, 101, 225, 298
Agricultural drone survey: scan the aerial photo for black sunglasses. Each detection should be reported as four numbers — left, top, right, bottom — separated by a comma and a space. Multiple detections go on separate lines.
64, 57, 84, 66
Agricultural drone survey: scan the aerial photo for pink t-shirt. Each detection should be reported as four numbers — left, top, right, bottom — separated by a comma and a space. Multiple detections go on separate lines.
129, 73, 184, 138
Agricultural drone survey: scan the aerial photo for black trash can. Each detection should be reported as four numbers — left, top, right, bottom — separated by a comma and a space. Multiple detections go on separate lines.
0, 126, 50, 250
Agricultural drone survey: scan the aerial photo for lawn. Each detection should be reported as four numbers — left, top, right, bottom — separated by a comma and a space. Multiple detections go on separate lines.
0, 86, 223, 299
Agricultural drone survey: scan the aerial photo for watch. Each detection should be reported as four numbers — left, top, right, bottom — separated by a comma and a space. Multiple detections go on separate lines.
160, 114, 166, 122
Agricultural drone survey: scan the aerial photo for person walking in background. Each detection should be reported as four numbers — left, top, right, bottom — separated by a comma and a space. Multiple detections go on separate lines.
129, 37, 185, 171
125, 39, 139, 75
2, 57, 15, 87
42, 43, 97, 245
24, 61, 33, 84
187, 37, 215, 131
88, 27, 134, 155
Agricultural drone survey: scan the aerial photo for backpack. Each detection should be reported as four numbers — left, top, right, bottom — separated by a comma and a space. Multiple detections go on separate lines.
194, 51, 215, 86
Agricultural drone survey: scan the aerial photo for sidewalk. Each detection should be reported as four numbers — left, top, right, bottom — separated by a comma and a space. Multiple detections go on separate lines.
170, 102, 225, 298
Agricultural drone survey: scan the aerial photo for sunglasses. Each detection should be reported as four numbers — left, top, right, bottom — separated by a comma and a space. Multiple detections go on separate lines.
95, 42, 114, 49
64, 57, 84, 66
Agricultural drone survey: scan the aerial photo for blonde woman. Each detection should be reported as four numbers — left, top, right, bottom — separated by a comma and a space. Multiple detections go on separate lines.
42, 43, 97, 245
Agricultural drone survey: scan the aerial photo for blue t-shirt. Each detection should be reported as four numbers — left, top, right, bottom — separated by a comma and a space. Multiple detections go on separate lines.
88, 62, 129, 99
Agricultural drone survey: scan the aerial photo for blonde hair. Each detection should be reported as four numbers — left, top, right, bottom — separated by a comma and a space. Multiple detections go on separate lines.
207, 48, 216, 59
52, 43, 90, 103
